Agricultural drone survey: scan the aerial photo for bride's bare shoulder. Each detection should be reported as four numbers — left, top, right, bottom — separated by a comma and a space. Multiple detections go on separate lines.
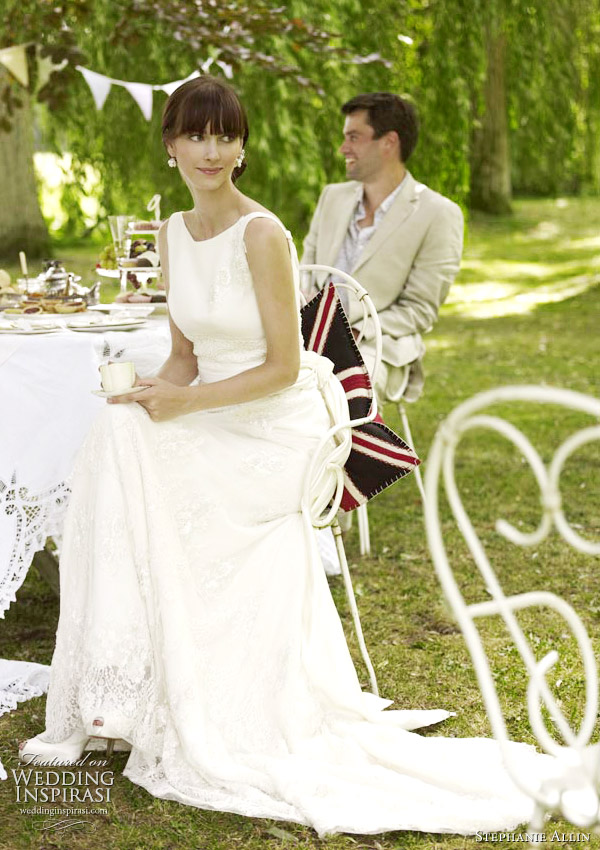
238, 198, 286, 243
242, 201, 284, 228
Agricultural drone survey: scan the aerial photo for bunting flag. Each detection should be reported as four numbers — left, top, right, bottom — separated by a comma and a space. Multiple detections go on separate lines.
158, 70, 201, 97
76, 66, 207, 121
77, 66, 112, 110
123, 81, 153, 120
36, 51, 68, 93
0, 45, 29, 87
215, 60, 233, 80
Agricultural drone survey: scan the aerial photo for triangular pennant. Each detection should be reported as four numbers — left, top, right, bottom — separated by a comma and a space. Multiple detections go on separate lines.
158, 70, 201, 97
215, 59, 233, 79
123, 81, 153, 121
77, 66, 112, 110
0, 46, 29, 87
36, 49, 67, 93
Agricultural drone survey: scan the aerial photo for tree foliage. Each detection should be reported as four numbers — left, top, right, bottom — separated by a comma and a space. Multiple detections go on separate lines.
1, 0, 599, 249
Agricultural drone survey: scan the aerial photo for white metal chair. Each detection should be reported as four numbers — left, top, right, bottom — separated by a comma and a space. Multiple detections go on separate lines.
424, 385, 600, 830
299, 264, 424, 558
299, 263, 383, 695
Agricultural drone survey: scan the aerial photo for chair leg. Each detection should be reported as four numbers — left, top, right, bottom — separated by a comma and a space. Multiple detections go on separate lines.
356, 406, 424, 561
357, 504, 371, 556
332, 519, 379, 696
399, 403, 426, 506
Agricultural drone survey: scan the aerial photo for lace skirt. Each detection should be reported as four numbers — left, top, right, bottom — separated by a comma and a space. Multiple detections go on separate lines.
41, 364, 551, 836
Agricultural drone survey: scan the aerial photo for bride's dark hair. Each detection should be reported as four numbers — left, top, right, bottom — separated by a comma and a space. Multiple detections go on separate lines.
161, 75, 249, 182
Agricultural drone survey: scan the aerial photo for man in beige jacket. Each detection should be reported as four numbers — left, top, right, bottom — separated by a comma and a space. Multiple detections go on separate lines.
302, 92, 464, 405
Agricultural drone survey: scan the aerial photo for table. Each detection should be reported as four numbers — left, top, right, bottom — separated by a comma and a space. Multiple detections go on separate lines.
0, 315, 171, 617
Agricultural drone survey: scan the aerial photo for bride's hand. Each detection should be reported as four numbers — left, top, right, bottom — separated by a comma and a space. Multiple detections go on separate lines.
108, 376, 192, 422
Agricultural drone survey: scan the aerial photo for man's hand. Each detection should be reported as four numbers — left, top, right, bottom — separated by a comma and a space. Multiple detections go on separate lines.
108, 376, 193, 422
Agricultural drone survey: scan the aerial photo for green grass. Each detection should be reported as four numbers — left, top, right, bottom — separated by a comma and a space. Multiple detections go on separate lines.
1, 197, 599, 849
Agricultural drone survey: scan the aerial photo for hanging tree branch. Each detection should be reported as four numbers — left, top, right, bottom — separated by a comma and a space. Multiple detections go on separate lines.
0, 0, 390, 131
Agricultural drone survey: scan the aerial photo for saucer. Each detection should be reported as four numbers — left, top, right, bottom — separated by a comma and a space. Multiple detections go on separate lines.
92, 385, 148, 399
68, 317, 147, 332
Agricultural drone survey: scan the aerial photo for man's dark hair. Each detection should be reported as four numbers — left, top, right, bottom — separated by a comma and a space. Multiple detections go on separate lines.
341, 92, 419, 163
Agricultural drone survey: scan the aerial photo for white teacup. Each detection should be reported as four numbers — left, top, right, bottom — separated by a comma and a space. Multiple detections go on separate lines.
100, 361, 136, 393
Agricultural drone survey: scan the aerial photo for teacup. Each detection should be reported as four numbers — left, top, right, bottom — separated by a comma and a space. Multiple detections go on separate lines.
100, 361, 136, 393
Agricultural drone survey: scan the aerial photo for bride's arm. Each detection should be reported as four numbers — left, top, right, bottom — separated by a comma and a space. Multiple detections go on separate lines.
156, 317, 199, 386
111, 218, 300, 421
154, 220, 199, 387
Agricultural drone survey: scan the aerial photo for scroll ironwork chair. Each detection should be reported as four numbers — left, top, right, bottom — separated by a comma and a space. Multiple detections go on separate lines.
299, 263, 383, 696
299, 264, 424, 558
424, 385, 600, 831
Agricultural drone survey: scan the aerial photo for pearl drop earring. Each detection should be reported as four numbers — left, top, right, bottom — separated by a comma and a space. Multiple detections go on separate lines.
235, 149, 245, 168
168, 157, 177, 168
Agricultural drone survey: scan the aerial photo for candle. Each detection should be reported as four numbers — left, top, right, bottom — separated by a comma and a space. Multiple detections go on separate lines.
19, 251, 28, 276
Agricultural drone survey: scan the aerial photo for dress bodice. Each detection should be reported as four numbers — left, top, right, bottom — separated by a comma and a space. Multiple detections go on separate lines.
167, 211, 302, 384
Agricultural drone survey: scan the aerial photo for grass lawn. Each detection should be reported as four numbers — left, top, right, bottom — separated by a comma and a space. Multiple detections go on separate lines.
0, 197, 599, 849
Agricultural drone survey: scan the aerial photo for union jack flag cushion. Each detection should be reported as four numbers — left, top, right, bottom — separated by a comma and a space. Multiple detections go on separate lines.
300, 282, 421, 512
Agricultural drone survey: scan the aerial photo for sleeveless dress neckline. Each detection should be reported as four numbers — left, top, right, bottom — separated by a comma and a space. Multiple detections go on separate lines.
179, 210, 248, 243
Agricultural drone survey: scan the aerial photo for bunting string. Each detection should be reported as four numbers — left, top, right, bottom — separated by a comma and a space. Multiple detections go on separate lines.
0, 42, 229, 121
75, 67, 205, 120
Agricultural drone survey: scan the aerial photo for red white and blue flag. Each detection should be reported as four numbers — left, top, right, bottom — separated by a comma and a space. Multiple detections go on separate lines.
300, 283, 420, 511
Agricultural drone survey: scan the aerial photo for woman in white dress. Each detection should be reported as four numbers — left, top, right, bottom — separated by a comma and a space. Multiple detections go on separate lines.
19, 76, 550, 837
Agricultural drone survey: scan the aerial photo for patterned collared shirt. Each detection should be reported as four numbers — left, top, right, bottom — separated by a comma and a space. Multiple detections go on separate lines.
334, 177, 406, 278
331, 176, 406, 313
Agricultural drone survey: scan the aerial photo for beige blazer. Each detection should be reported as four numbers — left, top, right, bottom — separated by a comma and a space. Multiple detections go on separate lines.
301, 173, 464, 398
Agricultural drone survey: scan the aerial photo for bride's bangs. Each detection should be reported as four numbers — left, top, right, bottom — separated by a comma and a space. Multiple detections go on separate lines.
162, 77, 248, 143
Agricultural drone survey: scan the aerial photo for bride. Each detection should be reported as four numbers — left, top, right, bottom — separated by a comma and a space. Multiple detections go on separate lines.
19, 76, 550, 837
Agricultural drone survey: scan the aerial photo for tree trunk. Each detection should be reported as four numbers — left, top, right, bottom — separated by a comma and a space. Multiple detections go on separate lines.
0, 68, 50, 260
470, 22, 512, 214
584, 51, 600, 193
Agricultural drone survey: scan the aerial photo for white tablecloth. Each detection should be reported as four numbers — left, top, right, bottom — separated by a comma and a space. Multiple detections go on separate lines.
0, 658, 51, 779
0, 318, 171, 617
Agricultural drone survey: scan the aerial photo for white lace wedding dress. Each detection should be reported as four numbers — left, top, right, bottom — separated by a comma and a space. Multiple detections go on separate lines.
40, 211, 551, 836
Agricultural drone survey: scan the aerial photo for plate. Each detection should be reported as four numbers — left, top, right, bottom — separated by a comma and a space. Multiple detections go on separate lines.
93, 304, 155, 317
67, 318, 148, 332
96, 267, 120, 279
0, 322, 63, 334
92, 385, 149, 399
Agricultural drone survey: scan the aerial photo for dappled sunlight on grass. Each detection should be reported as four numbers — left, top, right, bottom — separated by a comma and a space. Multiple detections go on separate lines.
460, 254, 600, 282
444, 275, 598, 318
459, 259, 553, 280
449, 197, 600, 318
524, 219, 561, 240
423, 337, 456, 350
565, 234, 600, 250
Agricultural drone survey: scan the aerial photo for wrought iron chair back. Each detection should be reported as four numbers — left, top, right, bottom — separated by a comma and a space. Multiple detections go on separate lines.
300, 265, 425, 557
424, 385, 600, 829
299, 264, 383, 695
